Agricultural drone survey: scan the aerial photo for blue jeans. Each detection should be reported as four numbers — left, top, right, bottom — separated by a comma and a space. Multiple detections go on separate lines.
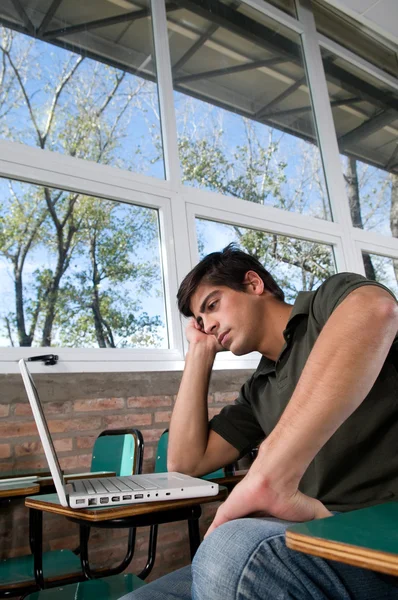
119, 517, 398, 599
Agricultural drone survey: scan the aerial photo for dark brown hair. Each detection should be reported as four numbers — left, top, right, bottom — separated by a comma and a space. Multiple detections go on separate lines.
177, 243, 284, 317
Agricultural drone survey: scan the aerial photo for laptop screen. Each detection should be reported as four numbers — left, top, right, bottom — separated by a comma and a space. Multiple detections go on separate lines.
19, 359, 66, 495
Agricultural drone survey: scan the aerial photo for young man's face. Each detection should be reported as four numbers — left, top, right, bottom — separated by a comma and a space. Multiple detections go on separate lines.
189, 276, 265, 356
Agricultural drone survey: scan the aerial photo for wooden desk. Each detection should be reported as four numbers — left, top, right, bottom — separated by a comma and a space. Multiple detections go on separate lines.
26, 487, 228, 587
0, 479, 40, 499
286, 502, 398, 577
0, 468, 51, 479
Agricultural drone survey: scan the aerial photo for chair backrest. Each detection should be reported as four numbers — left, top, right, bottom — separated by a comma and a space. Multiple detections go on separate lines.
154, 430, 226, 480
91, 429, 144, 476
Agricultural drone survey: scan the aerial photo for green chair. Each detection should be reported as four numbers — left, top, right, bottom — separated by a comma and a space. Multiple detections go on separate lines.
91, 428, 143, 476
0, 429, 144, 599
23, 573, 146, 600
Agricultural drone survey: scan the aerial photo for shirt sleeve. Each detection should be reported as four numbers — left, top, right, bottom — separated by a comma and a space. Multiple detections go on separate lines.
311, 272, 397, 328
209, 376, 266, 457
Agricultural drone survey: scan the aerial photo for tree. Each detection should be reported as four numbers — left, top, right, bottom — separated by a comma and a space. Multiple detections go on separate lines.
0, 26, 164, 347
176, 98, 335, 299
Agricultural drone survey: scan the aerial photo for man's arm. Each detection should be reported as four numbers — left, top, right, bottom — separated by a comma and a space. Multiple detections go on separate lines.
207, 285, 398, 534
168, 319, 240, 476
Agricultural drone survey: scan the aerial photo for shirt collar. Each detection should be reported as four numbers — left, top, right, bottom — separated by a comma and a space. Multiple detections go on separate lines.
253, 291, 314, 377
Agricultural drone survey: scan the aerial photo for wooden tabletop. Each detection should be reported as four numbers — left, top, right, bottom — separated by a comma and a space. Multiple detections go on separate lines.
0, 480, 40, 498
0, 468, 51, 479
286, 502, 398, 577
25, 487, 228, 522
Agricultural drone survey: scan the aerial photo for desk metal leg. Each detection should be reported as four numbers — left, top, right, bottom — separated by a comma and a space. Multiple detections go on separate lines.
188, 506, 202, 560
30, 508, 44, 589
138, 524, 158, 580
79, 524, 94, 580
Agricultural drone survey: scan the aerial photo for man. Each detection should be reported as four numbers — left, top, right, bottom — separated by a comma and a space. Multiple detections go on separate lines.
122, 244, 398, 600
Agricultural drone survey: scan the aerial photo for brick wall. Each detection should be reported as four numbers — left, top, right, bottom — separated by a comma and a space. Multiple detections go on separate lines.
0, 369, 251, 585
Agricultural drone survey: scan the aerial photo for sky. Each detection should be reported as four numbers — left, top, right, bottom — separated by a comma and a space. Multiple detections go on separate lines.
0, 24, 396, 348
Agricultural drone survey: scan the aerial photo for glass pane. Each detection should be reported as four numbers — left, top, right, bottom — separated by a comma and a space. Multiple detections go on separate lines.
313, 2, 397, 79
362, 252, 398, 297
197, 218, 336, 302
0, 178, 167, 348
169, 1, 331, 221
321, 50, 398, 238
0, 0, 164, 178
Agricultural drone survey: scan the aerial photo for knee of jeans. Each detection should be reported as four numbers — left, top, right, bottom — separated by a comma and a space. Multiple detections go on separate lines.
192, 519, 279, 599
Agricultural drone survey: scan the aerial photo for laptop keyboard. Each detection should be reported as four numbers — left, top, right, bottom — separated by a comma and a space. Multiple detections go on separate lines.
78, 476, 160, 495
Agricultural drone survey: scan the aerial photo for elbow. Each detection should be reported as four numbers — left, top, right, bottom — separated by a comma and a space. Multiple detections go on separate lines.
377, 295, 398, 332
167, 456, 196, 476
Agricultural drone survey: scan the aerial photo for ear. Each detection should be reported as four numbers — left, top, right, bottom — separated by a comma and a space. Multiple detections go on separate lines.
243, 270, 264, 295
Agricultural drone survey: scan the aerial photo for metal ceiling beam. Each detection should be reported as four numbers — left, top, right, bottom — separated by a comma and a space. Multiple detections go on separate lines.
385, 144, 398, 171
174, 56, 287, 84
172, 23, 218, 74
174, 0, 398, 116
324, 62, 398, 114
338, 108, 397, 150
43, 8, 152, 39
37, 0, 64, 36
255, 76, 306, 119
173, 0, 302, 63
9, 0, 34, 34
43, 4, 179, 40
265, 96, 361, 120
171, 0, 241, 74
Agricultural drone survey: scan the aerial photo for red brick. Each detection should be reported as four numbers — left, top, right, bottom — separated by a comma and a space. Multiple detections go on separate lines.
140, 428, 164, 443
76, 436, 96, 449
142, 445, 155, 459
208, 407, 221, 419
154, 411, 172, 423
0, 422, 39, 438
74, 398, 124, 412
104, 414, 152, 428
213, 391, 237, 404
0, 444, 11, 458
127, 396, 173, 408
15, 441, 43, 457
14, 439, 72, 457
15, 401, 72, 416
46, 417, 102, 433
0, 404, 10, 417
60, 454, 91, 471
49, 535, 79, 551
14, 457, 50, 469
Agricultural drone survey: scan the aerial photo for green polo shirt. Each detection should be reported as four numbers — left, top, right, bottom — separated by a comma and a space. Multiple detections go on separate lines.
209, 272, 398, 512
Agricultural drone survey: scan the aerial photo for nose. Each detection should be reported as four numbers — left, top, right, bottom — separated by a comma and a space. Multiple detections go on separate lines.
203, 316, 218, 336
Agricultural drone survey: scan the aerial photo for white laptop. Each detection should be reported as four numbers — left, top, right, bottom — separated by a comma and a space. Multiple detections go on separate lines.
19, 359, 219, 509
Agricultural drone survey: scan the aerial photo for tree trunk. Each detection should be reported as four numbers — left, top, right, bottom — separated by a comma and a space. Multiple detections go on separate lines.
345, 157, 376, 280
14, 269, 32, 346
390, 173, 398, 285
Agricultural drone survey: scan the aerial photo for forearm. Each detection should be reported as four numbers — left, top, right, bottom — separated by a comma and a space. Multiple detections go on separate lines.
168, 343, 216, 473
257, 288, 398, 485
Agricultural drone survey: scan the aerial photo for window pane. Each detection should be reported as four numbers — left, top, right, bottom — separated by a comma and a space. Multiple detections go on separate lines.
362, 252, 398, 297
197, 219, 336, 302
0, 178, 167, 348
169, 1, 331, 221
0, 0, 164, 177
321, 50, 398, 239
314, 2, 397, 79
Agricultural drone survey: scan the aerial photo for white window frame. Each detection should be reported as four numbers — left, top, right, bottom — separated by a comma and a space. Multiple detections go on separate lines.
0, 0, 396, 373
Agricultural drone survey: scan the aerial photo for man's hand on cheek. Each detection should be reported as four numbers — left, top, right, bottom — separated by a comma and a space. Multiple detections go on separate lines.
205, 458, 332, 538
185, 319, 224, 352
